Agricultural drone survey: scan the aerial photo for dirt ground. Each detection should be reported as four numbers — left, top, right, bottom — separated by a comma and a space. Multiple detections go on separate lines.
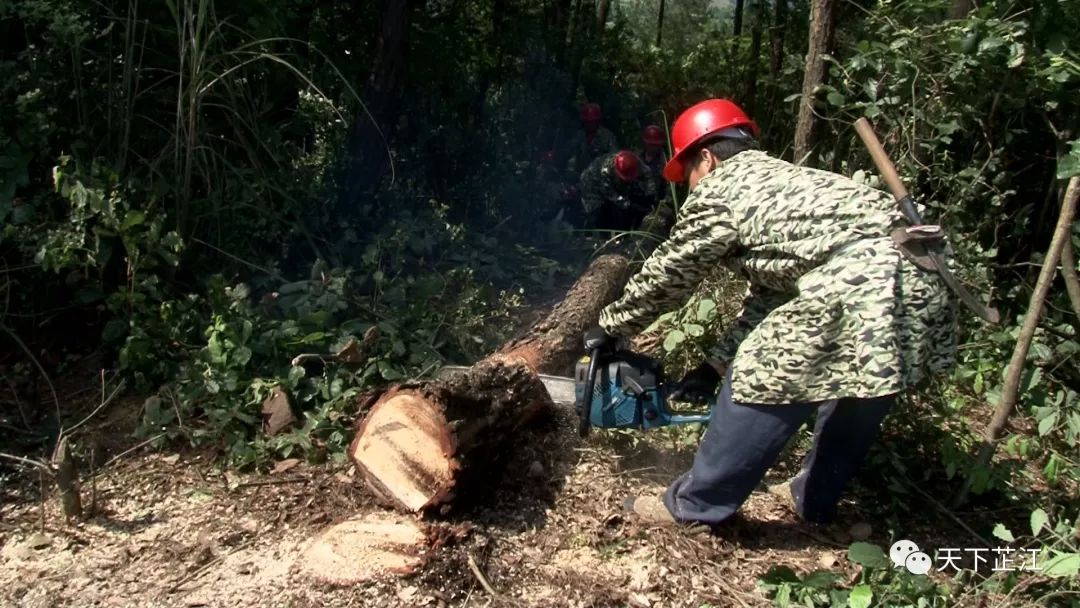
0, 391, 913, 608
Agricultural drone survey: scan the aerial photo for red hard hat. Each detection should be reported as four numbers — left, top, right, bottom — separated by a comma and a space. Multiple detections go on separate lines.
613, 151, 639, 182
642, 125, 665, 146
580, 102, 602, 123
662, 99, 759, 182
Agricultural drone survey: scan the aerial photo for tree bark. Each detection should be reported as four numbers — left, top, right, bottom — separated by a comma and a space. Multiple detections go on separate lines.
596, 0, 610, 33
734, 0, 745, 36
349, 254, 631, 514
953, 177, 1079, 507
793, 0, 836, 165
338, 0, 412, 206
496, 254, 631, 375
770, 0, 786, 77
949, 0, 974, 19
656, 0, 665, 47
744, 1, 764, 114
1061, 236, 1080, 324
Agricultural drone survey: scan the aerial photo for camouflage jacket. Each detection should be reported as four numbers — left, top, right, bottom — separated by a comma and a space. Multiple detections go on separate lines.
579, 152, 659, 229
567, 127, 619, 174
636, 148, 671, 201
597, 150, 958, 405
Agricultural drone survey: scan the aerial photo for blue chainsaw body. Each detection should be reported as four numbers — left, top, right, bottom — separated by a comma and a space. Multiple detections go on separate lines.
573, 349, 712, 434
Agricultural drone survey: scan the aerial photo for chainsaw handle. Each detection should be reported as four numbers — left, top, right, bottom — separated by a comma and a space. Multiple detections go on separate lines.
854, 118, 909, 202
578, 348, 600, 437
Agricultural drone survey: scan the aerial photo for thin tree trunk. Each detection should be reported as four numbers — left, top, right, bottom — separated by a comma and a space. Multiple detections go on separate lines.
793, 0, 836, 165
1061, 236, 1080, 325
734, 0, 745, 36
949, 0, 974, 19
744, 1, 764, 114
596, 0, 610, 33
656, 0, 665, 47
339, 0, 411, 206
770, 0, 786, 77
953, 177, 1080, 508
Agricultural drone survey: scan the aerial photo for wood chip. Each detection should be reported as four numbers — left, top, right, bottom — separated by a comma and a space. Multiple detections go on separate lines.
272, 459, 300, 475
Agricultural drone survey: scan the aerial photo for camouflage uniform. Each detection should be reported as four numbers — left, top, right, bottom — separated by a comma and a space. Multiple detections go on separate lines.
598, 149, 958, 405
579, 152, 658, 231
636, 147, 675, 237
566, 126, 619, 175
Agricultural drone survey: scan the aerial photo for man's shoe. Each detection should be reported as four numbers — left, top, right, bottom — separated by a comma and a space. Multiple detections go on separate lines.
623, 494, 676, 524
767, 480, 796, 512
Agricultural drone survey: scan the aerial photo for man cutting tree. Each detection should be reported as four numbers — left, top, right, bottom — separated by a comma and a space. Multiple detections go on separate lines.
590, 99, 960, 528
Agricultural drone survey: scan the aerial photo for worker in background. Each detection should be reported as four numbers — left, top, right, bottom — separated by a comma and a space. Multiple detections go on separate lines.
637, 124, 675, 238
566, 102, 619, 176
579, 150, 658, 233
587, 98, 959, 531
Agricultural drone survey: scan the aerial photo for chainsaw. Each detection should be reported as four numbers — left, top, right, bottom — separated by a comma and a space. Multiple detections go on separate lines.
437, 338, 713, 437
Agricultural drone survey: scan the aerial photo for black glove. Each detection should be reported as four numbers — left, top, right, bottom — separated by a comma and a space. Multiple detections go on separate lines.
669, 361, 723, 404
583, 325, 618, 352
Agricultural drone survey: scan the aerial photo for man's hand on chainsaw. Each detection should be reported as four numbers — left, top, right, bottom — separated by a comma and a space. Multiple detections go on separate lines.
669, 361, 724, 404
583, 325, 619, 352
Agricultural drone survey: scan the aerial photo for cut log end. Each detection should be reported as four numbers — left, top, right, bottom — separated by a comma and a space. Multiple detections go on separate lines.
295, 513, 428, 586
350, 391, 459, 513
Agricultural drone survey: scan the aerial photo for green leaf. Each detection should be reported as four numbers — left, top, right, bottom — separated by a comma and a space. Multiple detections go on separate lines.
847, 542, 889, 569
827, 91, 846, 107
1041, 552, 1080, 578
102, 318, 128, 343
993, 523, 1015, 543
1058, 140, 1080, 179
802, 570, 839, 589
122, 210, 146, 230
696, 299, 716, 321
663, 329, 686, 352
848, 584, 873, 608
1030, 508, 1049, 537
1038, 411, 1058, 436
233, 346, 252, 367
378, 360, 403, 381
759, 565, 800, 585
685, 323, 705, 338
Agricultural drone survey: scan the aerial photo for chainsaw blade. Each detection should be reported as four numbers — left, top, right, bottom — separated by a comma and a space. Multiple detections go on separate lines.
435, 365, 578, 405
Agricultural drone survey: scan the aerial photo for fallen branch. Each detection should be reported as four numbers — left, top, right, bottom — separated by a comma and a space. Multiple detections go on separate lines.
467, 553, 499, 598
0, 452, 53, 473
62, 378, 127, 438
1, 323, 61, 430
167, 538, 258, 593
954, 177, 1079, 508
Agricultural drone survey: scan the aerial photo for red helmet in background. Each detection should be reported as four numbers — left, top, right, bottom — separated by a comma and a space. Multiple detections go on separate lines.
580, 102, 602, 123
613, 151, 640, 182
642, 125, 665, 146
662, 99, 759, 182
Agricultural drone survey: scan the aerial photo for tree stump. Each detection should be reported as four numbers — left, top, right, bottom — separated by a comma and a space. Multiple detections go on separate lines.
349, 254, 631, 514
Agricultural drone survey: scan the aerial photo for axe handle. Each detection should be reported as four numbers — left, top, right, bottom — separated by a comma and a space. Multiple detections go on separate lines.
854, 118, 909, 201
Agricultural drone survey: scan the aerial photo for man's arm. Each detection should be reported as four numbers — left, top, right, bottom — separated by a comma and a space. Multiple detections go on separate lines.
598, 182, 739, 337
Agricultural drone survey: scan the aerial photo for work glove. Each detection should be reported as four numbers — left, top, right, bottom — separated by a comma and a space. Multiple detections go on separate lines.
669, 361, 723, 405
583, 325, 618, 352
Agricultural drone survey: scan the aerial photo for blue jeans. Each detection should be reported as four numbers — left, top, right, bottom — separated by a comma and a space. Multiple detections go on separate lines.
662, 368, 894, 525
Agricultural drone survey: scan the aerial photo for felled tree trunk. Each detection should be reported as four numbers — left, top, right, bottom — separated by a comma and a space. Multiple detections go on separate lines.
496, 254, 631, 375
349, 254, 630, 514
